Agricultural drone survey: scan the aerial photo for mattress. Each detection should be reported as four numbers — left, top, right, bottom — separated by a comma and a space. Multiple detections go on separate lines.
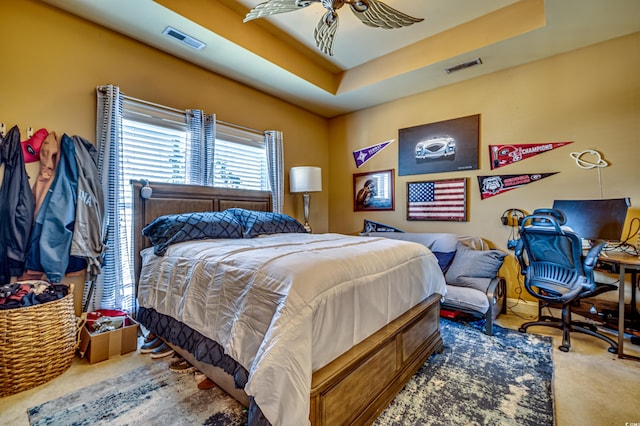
137, 232, 446, 425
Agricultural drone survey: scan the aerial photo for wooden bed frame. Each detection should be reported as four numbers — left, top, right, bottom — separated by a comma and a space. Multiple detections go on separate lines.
132, 180, 444, 425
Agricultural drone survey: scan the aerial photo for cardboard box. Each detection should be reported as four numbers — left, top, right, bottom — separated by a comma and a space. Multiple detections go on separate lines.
78, 315, 139, 364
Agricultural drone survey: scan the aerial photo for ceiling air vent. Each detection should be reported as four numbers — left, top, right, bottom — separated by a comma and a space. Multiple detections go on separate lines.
162, 26, 206, 51
445, 58, 482, 74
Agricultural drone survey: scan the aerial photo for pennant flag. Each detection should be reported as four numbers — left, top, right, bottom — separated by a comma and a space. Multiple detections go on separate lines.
489, 141, 573, 169
407, 178, 467, 221
362, 219, 405, 233
353, 139, 394, 168
478, 172, 558, 200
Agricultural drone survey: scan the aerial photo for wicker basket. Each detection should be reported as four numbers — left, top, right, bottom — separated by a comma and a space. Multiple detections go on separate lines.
0, 283, 76, 397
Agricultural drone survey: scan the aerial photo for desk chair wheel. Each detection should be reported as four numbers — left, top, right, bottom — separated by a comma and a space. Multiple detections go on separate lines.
559, 345, 570, 352
608, 346, 617, 354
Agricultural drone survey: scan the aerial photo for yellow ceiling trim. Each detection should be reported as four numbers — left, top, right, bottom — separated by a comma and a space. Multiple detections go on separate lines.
338, 0, 547, 94
155, 0, 340, 93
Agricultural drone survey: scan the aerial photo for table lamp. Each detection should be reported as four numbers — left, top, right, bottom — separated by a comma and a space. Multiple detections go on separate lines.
289, 166, 322, 233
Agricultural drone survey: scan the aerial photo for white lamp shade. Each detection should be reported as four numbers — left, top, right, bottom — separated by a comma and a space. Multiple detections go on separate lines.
290, 166, 322, 193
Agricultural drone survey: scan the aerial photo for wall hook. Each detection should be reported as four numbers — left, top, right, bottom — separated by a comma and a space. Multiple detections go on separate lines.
0, 122, 5, 137
27, 126, 33, 138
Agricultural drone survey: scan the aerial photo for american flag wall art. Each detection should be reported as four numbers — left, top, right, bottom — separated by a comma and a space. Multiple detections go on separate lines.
407, 178, 467, 221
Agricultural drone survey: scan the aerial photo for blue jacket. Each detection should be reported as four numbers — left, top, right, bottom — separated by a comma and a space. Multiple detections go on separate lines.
0, 126, 35, 283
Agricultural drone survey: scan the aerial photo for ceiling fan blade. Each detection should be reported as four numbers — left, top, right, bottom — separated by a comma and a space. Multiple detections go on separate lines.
314, 11, 339, 56
244, 0, 317, 23
349, 0, 423, 29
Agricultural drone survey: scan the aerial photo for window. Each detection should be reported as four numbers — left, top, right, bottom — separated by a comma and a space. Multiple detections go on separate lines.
213, 123, 269, 191
121, 100, 268, 191
122, 101, 189, 184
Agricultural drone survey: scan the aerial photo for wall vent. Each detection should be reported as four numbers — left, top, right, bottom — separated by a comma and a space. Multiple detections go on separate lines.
162, 27, 206, 51
445, 58, 482, 74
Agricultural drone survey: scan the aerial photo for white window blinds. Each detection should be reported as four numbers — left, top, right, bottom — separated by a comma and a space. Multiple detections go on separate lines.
214, 123, 269, 191
122, 100, 188, 184
121, 101, 268, 191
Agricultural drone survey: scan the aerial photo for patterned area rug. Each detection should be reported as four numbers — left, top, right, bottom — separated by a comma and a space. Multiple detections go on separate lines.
27, 361, 248, 426
374, 319, 555, 425
28, 319, 554, 426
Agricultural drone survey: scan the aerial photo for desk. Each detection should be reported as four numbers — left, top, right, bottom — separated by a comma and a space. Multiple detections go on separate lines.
598, 252, 640, 359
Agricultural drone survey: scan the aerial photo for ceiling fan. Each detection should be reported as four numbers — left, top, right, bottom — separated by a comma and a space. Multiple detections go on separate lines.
243, 0, 424, 56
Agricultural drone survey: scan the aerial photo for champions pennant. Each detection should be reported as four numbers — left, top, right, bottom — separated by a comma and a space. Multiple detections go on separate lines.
353, 139, 394, 168
478, 172, 558, 200
489, 141, 572, 169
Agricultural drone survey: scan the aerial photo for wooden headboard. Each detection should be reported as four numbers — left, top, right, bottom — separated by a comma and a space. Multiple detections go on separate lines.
131, 180, 272, 294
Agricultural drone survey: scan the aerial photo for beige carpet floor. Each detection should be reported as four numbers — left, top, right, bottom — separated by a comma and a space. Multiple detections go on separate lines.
1, 310, 639, 425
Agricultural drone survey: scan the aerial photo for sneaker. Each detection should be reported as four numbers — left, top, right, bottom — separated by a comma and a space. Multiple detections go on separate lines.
140, 337, 162, 353
150, 342, 175, 359
170, 356, 195, 373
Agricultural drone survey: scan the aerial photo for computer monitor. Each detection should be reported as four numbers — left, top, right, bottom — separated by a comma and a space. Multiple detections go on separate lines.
552, 198, 630, 242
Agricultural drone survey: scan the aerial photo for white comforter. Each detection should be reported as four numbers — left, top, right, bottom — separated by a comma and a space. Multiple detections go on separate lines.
137, 233, 446, 426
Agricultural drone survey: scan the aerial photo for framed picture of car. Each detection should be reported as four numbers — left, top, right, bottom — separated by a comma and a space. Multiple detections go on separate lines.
398, 114, 480, 176
353, 169, 395, 211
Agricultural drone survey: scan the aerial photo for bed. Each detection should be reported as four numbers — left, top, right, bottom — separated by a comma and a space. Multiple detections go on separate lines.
132, 181, 446, 426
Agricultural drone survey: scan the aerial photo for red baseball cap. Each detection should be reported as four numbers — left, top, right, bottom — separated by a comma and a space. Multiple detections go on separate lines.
21, 128, 48, 163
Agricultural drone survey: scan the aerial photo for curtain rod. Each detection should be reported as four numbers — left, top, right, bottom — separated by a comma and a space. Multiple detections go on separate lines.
216, 120, 262, 134
122, 94, 185, 115
120, 93, 263, 134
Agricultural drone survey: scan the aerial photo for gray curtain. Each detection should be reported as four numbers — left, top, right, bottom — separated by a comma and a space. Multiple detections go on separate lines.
186, 110, 216, 185
265, 130, 284, 213
204, 114, 216, 186
94, 84, 133, 312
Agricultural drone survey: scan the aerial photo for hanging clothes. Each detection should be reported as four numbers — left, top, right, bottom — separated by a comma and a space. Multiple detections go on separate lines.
0, 126, 35, 283
32, 131, 60, 216
25, 134, 78, 283
70, 135, 106, 279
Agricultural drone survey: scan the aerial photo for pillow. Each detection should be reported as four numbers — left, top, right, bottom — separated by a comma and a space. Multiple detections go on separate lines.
226, 208, 307, 238
142, 210, 243, 255
432, 251, 456, 273
444, 242, 506, 292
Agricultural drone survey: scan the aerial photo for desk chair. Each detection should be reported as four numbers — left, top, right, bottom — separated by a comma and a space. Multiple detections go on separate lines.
514, 209, 618, 353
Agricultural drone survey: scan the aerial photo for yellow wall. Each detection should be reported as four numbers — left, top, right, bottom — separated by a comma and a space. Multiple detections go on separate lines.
328, 33, 640, 298
1, 0, 330, 233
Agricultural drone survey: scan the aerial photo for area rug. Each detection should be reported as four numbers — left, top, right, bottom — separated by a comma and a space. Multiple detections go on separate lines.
373, 319, 555, 426
28, 319, 554, 426
27, 361, 247, 426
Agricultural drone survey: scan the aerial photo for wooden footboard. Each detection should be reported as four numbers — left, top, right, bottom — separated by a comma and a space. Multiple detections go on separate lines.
310, 293, 442, 425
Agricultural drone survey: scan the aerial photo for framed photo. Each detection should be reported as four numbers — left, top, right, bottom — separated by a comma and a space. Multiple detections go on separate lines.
354, 169, 395, 211
398, 114, 479, 176
407, 178, 467, 221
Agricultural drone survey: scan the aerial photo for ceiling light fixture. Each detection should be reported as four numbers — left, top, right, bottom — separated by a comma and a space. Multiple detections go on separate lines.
162, 27, 206, 50
244, 0, 423, 57
445, 58, 482, 74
